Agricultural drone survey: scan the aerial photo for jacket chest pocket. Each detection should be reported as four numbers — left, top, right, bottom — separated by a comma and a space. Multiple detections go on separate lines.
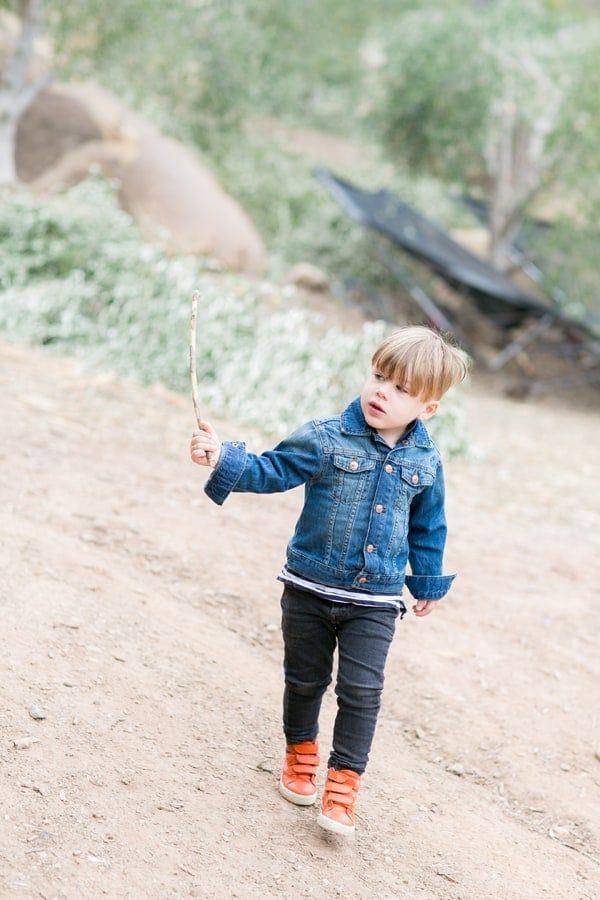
332, 453, 376, 505
394, 463, 435, 505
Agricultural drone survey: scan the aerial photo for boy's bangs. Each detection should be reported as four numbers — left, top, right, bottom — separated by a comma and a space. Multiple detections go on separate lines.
372, 346, 430, 399
374, 352, 409, 383
371, 326, 470, 400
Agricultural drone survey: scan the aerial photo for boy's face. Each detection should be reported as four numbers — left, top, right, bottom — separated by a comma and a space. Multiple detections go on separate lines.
360, 368, 440, 447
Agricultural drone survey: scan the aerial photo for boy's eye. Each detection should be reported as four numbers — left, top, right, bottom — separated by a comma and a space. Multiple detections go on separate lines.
395, 384, 408, 393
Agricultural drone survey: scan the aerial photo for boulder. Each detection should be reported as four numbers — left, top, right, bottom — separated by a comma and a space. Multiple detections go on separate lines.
29, 140, 137, 193
285, 262, 330, 292
16, 87, 103, 182
119, 122, 265, 271
19, 81, 266, 273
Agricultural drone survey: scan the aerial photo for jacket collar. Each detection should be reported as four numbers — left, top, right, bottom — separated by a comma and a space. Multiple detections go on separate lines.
341, 398, 434, 450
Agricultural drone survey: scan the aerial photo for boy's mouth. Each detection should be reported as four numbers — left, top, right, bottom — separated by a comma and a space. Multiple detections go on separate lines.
368, 401, 384, 415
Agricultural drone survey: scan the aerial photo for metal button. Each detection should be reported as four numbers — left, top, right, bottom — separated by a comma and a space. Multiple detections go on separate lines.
366, 544, 375, 553
375, 504, 384, 513
349, 459, 358, 471
411, 472, 419, 485
385, 464, 393, 474
358, 577, 367, 584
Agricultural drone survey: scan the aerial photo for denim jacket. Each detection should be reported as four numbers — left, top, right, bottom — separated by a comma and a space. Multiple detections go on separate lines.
204, 398, 455, 600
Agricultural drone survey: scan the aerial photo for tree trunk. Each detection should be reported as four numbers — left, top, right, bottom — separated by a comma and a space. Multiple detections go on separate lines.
486, 62, 563, 272
0, 0, 47, 186
0, 115, 18, 184
488, 87, 516, 272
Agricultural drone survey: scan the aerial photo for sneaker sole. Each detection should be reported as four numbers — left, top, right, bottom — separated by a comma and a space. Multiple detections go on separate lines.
278, 778, 318, 806
317, 811, 355, 835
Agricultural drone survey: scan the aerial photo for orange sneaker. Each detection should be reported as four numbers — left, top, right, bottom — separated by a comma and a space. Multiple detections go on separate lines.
317, 767, 361, 835
279, 741, 320, 806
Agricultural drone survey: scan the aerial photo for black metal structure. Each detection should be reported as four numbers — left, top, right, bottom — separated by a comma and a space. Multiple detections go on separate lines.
315, 168, 599, 396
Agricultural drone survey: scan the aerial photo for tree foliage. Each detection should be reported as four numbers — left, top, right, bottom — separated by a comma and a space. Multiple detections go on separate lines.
368, 0, 600, 269
47, 0, 409, 147
2, 0, 597, 319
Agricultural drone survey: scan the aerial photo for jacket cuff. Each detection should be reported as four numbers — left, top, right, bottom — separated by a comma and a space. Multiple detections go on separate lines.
404, 573, 456, 600
203, 441, 247, 506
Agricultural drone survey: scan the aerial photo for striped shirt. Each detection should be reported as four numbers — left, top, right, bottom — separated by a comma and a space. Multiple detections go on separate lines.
277, 565, 406, 617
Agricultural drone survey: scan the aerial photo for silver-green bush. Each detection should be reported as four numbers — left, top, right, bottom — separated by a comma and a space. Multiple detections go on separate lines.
0, 181, 470, 456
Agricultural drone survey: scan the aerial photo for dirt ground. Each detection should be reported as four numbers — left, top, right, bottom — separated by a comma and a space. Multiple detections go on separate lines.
1, 339, 599, 900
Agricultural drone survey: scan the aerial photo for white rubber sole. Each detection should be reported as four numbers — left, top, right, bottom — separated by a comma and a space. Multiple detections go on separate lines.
317, 811, 355, 836
278, 778, 318, 806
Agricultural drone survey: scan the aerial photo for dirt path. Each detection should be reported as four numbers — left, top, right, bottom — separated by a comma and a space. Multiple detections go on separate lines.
1, 343, 598, 899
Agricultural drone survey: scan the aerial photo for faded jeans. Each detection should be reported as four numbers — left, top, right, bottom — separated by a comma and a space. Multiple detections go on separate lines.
280, 584, 400, 774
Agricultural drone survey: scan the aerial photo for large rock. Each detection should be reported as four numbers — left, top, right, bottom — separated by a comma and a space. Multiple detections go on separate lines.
18, 81, 266, 273
16, 88, 102, 181
28, 139, 138, 191
119, 123, 265, 272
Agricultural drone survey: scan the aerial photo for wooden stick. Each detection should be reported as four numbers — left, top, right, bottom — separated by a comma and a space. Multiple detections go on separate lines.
189, 291, 216, 467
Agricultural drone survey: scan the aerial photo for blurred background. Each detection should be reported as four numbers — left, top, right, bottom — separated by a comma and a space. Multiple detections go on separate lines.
0, 0, 598, 445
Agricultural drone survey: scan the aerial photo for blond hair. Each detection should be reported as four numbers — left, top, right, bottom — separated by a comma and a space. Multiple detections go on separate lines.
371, 326, 470, 401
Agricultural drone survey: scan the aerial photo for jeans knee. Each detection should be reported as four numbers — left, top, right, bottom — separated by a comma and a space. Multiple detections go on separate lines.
336, 682, 382, 711
285, 677, 329, 699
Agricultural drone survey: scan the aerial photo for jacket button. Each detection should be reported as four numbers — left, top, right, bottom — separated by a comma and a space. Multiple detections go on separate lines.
411, 472, 419, 485
349, 459, 358, 470
385, 464, 393, 474
358, 577, 367, 584
375, 504, 384, 513
366, 544, 375, 553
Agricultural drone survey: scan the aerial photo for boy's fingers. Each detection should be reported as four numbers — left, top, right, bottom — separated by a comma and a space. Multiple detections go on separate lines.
412, 600, 435, 617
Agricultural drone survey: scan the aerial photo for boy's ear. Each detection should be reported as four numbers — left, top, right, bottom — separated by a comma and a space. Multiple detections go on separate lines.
419, 400, 440, 421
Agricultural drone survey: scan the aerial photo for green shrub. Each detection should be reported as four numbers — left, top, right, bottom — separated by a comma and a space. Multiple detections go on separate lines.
0, 181, 470, 456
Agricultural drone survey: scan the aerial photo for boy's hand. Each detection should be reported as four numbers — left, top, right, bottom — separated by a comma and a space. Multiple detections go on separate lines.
412, 599, 437, 617
190, 421, 221, 467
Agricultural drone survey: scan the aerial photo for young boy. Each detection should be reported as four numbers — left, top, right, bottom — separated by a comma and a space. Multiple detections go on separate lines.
190, 326, 469, 836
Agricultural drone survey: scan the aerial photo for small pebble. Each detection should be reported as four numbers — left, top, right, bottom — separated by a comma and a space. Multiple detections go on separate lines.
14, 736, 40, 750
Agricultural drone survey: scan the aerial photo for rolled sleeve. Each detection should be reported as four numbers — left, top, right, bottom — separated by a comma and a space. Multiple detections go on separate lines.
204, 441, 248, 506
404, 573, 456, 600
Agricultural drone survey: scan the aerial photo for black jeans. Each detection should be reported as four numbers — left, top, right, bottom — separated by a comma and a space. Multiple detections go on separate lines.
280, 584, 399, 774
